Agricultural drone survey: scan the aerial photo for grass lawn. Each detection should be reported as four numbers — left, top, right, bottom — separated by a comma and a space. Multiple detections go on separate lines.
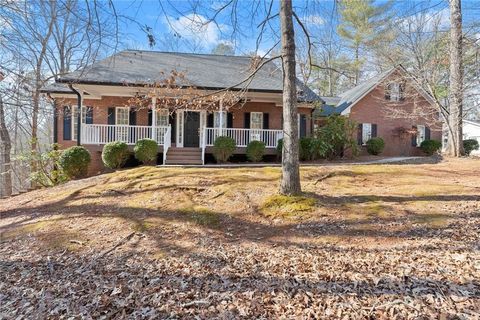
1, 158, 479, 318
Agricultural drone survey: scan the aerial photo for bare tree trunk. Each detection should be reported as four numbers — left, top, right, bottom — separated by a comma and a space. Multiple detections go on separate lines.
279, 0, 301, 195
0, 93, 12, 197
354, 45, 360, 86
445, 0, 464, 156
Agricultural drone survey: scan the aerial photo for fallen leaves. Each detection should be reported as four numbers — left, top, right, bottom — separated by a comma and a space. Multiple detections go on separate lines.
1, 159, 480, 318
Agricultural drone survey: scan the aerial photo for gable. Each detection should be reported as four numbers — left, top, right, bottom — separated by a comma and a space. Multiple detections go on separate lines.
340, 66, 437, 115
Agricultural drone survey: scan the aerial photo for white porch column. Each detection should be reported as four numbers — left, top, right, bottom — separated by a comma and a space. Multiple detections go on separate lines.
219, 98, 224, 135
152, 97, 157, 143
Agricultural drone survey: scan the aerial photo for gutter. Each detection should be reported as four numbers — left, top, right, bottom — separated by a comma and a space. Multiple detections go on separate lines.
68, 84, 82, 146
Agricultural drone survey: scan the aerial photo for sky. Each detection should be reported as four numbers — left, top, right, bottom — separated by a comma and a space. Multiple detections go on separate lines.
109, 0, 479, 56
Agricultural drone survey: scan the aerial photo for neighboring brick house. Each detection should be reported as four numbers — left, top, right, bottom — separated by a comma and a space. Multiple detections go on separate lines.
314, 65, 442, 157
42, 50, 320, 174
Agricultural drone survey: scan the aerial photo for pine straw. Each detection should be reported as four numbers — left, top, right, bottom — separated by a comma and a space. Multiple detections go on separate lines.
1, 158, 479, 319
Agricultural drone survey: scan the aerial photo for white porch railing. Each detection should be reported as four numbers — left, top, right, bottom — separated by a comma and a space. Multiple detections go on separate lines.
203, 127, 283, 148
81, 124, 170, 145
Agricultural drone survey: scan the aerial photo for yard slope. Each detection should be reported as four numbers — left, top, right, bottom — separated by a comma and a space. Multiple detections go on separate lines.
1, 158, 479, 318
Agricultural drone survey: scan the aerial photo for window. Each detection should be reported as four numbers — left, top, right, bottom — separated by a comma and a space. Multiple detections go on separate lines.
156, 109, 169, 126
214, 111, 227, 128
250, 112, 263, 129
115, 107, 129, 142
387, 82, 404, 102
72, 106, 87, 141
116, 107, 129, 125
362, 123, 372, 145
250, 112, 263, 141
416, 125, 426, 145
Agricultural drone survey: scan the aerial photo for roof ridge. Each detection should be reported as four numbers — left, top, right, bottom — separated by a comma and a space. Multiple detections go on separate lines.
122, 49, 257, 59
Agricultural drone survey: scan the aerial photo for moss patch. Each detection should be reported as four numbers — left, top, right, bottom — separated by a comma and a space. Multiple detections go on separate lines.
261, 194, 316, 219
180, 206, 221, 227
2, 220, 54, 239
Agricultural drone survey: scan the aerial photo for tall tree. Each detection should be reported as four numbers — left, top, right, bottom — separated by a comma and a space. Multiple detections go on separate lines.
211, 43, 235, 55
445, 0, 465, 156
0, 73, 12, 197
337, 0, 393, 85
279, 0, 301, 194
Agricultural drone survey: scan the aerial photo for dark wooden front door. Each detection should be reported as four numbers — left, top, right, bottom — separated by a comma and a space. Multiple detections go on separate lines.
184, 111, 200, 147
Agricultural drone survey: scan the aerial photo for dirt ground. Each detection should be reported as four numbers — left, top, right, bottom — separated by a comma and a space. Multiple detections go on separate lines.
1, 158, 479, 319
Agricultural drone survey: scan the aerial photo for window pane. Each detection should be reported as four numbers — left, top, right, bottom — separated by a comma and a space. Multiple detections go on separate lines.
251, 112, 263, 129
417, 125, 425, 145
116, 108, 129, 125
214, 111, 227, 128
156, 109, 169, 126
362, 123, 372, 144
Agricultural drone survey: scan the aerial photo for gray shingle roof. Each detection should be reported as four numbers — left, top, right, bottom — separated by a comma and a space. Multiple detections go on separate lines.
51, 50, 320, 102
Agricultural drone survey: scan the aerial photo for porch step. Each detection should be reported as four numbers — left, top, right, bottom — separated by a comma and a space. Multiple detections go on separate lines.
165, 147, 202, 165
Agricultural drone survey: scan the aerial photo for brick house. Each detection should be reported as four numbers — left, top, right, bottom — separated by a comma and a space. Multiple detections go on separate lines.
43, 50, 320, 174
314, 65, 442, 157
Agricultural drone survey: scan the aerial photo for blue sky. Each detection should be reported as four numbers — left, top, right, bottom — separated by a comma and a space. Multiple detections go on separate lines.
110, 0, 478, 55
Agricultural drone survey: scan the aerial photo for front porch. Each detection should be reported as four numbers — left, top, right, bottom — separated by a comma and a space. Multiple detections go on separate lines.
80, 122, 283, 164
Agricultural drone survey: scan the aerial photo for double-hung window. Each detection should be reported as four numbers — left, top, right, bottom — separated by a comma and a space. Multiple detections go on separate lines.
416, 125, 426, 146
72, 106, 87, 141
250, 112, 263, 141
155, 109, 169, 142
116, 107, 129, 142
387, 82, 404, 102
214, 111, 227, 128
156, 109, 169, 126
362, 123, 372, 145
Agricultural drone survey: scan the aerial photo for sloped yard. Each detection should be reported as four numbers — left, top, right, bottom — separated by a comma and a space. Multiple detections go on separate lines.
1, 159, 479, 318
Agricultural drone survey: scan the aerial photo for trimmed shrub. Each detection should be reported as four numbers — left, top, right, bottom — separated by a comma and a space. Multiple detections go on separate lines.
59, 146, 91, 179
276, 138, 283, 160
299, 137, 314, 161
134, 138, 158, 165
366, 137, 385, 155
463, 139, 479, 156
420, 139, 442, 156
102, 141, 129, 169
213, 136, 236, 163
246, 140, 266, 162
314, 114, 359, 159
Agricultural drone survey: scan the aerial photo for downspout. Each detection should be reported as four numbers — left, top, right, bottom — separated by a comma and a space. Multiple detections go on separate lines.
69, 84, 82, 146
48, 93, 58, 145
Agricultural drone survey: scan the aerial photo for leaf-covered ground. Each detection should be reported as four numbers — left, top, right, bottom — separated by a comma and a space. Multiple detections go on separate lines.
1, 158, 479, 319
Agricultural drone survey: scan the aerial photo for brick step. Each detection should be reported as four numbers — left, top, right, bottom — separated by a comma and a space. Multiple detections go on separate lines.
168, 147, 201, 152
167, 150, 201, 155
165, 159, 203, 165
167, 154, 202, 160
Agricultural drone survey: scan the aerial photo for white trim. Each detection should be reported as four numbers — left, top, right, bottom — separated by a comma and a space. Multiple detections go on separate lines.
340, 68, 397, 116
178, 110, 204, 148
250, 112, 263, 129
464, 120, 480, 128
214, 111, 227, 128
362, 123, 372, 145
176, 110, 184, 147
416, 125, 426, 146
115, 106, 129, 125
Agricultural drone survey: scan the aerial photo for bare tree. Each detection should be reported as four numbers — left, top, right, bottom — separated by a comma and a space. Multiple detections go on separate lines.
0, 0, 116, 190
0, 73, 12, 197
279, 0, 300, 194
445, 0, 464, 156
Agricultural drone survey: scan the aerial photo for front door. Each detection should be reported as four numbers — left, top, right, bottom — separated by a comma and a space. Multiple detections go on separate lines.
184, 111, 200, 147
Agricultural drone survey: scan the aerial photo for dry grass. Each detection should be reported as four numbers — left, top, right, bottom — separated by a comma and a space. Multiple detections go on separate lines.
1, 158, 479, 318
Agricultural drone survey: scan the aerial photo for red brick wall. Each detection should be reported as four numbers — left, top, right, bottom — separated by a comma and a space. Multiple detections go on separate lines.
229, 102, 312, 135
348, 82, 442, 157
